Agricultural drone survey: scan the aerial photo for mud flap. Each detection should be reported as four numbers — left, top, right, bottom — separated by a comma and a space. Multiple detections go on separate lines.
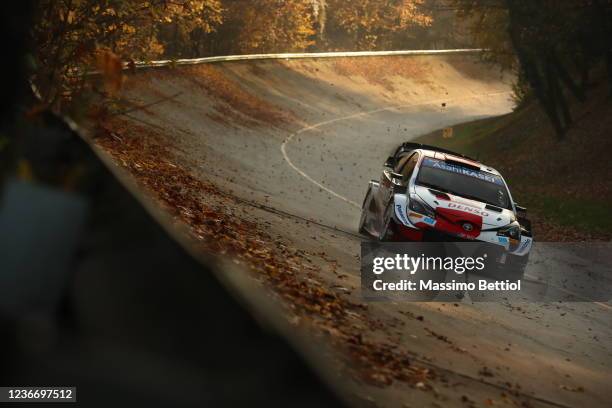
359, 181, 379, 235
510, 236, 533, 256
392, 193, 411, 227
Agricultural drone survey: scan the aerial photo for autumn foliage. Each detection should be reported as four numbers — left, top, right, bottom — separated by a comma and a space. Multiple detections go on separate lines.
326, 0, 432, 50
32, 0, 223, 107
452, 0, 612, 138
31, 0, 438, 109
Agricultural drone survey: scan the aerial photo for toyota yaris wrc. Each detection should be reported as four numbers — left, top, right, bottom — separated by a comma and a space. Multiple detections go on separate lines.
359, 143, 533, 276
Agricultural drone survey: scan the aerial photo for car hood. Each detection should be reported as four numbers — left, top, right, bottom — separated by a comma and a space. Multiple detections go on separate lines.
414, 185, 515, 228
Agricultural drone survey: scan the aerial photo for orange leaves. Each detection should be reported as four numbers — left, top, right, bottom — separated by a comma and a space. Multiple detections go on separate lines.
95, 49, 124, 95
399, 0, 433, 27
223, 0, 316, 53
327, 0, 433, 49
96, 116, 436, 391
32, 0, 224, 108
332, 56, 433, 91
183, 65, 295, 127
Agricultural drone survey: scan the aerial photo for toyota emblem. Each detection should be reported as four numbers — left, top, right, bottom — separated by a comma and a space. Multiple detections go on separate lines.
462, 222, 474, 232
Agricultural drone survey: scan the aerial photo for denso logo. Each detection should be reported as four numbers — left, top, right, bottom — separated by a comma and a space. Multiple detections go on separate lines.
447, 202, 489, 217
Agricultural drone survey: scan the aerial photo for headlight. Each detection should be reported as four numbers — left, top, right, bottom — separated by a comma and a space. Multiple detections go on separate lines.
498, 223, 521, 240
408, 196, 436, 218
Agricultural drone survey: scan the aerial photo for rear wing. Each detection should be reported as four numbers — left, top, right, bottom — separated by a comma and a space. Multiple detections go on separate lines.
396, 142, 478, 162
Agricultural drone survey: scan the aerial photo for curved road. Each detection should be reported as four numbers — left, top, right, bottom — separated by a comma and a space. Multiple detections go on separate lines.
117, 55, 611, 408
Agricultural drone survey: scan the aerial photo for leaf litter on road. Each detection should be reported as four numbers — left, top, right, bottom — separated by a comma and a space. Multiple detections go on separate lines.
96, 118, 436, 390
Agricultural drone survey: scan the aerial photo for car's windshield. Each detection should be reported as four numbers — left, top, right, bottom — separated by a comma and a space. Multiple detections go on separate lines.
416, 157, 511, 209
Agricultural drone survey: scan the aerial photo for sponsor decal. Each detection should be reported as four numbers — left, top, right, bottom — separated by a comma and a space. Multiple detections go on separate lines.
422, 157, 504, 185
408, 212, 423, 219
423, 216, 436, 226
498, 236, 509, 244
447, 202, 489, 217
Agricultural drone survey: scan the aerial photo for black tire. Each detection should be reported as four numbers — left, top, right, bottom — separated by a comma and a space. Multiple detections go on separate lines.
488, 255, 528, 281
507, 253, 529, 281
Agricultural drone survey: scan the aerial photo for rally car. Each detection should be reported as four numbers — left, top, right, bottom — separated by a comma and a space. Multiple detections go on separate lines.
359, 143, 532, 275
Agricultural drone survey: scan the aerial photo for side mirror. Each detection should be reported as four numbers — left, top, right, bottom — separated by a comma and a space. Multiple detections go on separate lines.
515, 204, 527, 216
384, 156, 396, 168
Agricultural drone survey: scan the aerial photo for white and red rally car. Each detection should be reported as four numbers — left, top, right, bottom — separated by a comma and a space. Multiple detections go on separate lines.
359, 143, 533, 274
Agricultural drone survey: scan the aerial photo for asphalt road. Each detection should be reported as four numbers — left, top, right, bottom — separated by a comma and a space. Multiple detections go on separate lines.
118, 55, 612, 407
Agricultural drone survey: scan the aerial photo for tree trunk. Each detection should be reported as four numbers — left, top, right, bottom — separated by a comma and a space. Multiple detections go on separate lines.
549, 51, 586, 102
506, 0, 565, 138
547, 58, 572, 134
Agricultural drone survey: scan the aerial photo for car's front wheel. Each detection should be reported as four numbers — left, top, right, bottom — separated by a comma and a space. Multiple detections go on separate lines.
504, 253, 529, 281
488, 253, 529, 281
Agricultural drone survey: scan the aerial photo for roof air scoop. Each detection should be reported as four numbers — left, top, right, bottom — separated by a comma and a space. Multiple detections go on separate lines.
444, 157, 481, 171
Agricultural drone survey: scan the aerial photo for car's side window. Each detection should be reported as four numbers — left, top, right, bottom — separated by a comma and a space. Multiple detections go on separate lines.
400, 154, 419, 179
393, 154, 412, 173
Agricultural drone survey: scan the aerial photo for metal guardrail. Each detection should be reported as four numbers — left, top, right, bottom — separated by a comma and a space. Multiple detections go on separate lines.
127, 48, 484, 70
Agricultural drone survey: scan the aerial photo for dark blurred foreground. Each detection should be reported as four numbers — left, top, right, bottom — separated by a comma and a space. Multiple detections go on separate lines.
0, 111, 348, 407
0, 5, 346, 405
